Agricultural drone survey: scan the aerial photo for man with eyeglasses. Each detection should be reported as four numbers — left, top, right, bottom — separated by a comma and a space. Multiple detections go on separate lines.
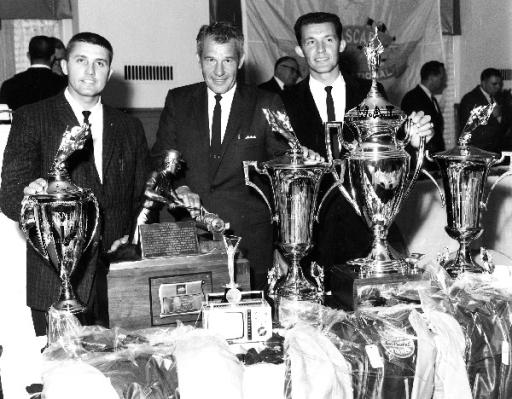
259, 56, 301, 93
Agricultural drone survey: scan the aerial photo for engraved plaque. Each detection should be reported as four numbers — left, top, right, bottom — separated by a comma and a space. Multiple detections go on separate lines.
139, 221, 199, 258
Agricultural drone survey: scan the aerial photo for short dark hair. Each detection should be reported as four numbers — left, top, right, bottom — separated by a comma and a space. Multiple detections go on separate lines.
196, 21, 244, 60
66, 32, 113, 65
294, 12, 343, 45
274, 56, 298, 70
28, 35, 54, 61
420, 61, 445, 81
51, 37, 65, 51
481, 68, 502, 82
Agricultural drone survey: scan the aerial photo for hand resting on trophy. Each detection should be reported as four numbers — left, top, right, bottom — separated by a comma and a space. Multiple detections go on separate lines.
405, 111, 434, 149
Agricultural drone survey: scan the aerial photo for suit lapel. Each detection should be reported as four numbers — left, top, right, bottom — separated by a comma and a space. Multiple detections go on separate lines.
102, 106, 120, 180
193, 85, 210, 153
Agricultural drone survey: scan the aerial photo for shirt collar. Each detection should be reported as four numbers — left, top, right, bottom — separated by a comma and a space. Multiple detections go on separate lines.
419, 83, 433, 98
479, 86, 492, 103
309, 72, 345, 92
64, 88, 102, 123
29, 64, 51, 70
207, 83, 237, 104
273, 76, 285, 90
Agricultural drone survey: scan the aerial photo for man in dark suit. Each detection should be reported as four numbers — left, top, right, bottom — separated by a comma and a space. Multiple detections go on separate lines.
0, 32, 150, 335
0, 35, 67, 110
282, 12, 433, 272
459, 68, 507, 153
152, 22, 322, 290
258, 56, 300, 94
401, 61, 446, 162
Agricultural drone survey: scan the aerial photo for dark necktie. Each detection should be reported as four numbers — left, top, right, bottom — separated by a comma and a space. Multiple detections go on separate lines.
325, 86, 336, 121
82, 110, 91, 127
431, 95, 440, 114
82, 110, 96, 168
209, 94, 222, 178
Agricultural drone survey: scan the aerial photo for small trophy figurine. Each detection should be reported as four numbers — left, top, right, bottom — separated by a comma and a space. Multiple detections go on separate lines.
222, 234, 242, 304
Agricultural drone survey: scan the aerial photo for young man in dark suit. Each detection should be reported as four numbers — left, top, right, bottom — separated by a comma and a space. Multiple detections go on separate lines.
459, 68, 507, 153
281, 12, 433, 273
0, 32, 150, 335
401, 61, 447, 163
258, 56, 300, 94
152, 22, 320, 291
0, 35, 67, 110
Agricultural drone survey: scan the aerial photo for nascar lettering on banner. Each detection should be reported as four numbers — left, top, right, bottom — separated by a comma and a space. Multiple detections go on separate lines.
244, 0, 443, 105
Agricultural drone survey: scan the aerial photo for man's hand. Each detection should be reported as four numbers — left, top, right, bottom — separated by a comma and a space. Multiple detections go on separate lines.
301, 146, 325, 162
108, 235, 129, 253
175, 185, 201, 218
407, 111, 434, 149
23, 178, 48, 196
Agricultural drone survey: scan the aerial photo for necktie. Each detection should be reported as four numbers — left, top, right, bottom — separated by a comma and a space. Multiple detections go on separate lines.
209, 94, 222, 178
82, 110, 91, 127
325, 86, 336, 121
431, 95, 440, 114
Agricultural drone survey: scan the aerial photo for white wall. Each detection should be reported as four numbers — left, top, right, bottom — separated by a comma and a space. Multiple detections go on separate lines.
458, 0, 512, 98
71, 0, 209, 108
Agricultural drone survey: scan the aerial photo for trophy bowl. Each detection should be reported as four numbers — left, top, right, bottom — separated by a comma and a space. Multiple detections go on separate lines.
21, 190, 99, 313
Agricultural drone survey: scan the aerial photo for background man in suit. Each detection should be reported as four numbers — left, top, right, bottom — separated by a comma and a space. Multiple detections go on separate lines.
0, 35, 67, 110
0, 32, 150, 335
152, 22, 320, 290
459, 68, 508, 153
401, 61, 447, 166
282, 12, 433, 276
258, 56, 300, 94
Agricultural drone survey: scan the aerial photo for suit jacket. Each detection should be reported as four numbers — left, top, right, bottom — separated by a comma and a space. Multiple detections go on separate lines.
401, 85, 445, 154
0, 67, 67, 110
258, 77, 282, 94
459, 86, 506, 153
0, 92, 150, 311
281, 75, 405, 268
152, 82, 288, 286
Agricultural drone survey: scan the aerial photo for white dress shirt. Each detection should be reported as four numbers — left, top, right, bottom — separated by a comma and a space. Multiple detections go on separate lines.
309, 73, 346, 122
64, 88, 104, 182
207, 84, 236, 144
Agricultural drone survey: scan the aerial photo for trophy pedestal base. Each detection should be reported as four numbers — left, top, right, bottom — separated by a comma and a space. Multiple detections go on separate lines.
52, 299, 86, 314
329, 264, 424, 310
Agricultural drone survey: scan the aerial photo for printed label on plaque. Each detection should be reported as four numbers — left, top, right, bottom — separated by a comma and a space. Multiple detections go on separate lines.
149, 272, 213, 326
139, 221, 198, 258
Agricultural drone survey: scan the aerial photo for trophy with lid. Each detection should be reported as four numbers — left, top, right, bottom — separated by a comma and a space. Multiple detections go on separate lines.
244, 110, 341, 323
428, 103, 512, 277
20, 124, 99, 329
334, 28, 426, 281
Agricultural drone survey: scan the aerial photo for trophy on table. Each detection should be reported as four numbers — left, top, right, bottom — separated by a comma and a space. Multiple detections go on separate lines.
333, 27, 426, 279
20, 124, 99, 317
222, 234, 242, 304
428, 103, 512, 277
244, 109, 340, 316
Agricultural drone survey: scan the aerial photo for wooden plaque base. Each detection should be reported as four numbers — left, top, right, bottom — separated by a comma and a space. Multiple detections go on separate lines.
107, 253, 250, 329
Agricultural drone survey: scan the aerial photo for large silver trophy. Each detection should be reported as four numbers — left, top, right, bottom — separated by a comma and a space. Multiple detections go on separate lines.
244, 110, 339, 306
429, 103, 512, 277
334, 28, 426, 278
20, 124, 99, 315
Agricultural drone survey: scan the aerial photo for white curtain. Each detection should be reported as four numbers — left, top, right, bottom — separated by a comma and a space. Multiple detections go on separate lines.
244, 0, 443, 106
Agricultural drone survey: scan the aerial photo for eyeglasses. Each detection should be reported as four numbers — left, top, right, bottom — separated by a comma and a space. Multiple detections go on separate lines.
279, 64, 300, 75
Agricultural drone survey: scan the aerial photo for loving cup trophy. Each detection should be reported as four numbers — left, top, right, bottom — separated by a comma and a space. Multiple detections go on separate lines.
244, 110, 340, 311
20, 124, 99, 317
428, 103, 512, 277
333, 28, 426, 278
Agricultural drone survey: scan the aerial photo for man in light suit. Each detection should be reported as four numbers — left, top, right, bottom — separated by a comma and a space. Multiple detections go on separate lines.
282, 12, 433, 275
152, 22, 321, 290
401, 61, 447, 165
258, 56, 300, 94
0, 32, 150, 335
0, 35, 67, 110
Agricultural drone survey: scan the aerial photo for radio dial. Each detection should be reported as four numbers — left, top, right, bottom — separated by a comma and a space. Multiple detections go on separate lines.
258, 326, 267, 336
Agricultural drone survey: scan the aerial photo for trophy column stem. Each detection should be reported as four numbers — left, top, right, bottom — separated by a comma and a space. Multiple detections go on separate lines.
55, 271, 85, 314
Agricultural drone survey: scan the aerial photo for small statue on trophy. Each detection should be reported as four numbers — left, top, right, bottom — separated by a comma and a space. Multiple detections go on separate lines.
222, 234, 242, 304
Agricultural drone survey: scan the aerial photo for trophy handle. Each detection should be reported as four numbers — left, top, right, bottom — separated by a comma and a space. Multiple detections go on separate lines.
483, 151, 512, 207
402, 135, 427, 201
20, 196, 51, 262
243, 161, 275, 223
420, 168, 445, 207
82, 192, 100, 253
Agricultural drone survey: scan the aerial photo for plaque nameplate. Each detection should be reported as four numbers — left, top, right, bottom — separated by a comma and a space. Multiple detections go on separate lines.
139, 221, 199, 258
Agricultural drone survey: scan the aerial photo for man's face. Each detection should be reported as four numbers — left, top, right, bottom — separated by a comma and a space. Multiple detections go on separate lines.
482, 75, 503, 98
295, 22, 345, 80
431, 68, 447, 95
275, 59, 300, 87
61, 42, 112, 104
198, 36, 244, 94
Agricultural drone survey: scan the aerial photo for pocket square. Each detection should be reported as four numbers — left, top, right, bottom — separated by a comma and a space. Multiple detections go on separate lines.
243, 135, 257, 139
